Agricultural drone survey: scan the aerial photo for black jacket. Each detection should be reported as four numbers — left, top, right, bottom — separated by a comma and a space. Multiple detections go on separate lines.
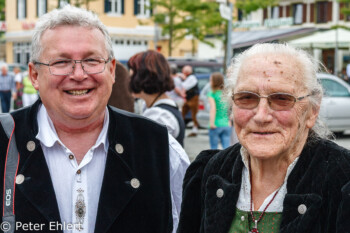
0, 100, 173, 233
177, 139, 350, 233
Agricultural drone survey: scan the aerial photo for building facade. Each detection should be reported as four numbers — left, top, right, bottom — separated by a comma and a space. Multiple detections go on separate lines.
5, 0, 194, 65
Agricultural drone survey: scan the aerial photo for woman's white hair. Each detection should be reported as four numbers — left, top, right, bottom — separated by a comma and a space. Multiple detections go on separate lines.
31, 5, 113, 62
225, 43, 332, 140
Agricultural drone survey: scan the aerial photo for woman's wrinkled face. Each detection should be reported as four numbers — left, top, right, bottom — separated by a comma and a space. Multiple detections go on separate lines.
233, 53, 318, 161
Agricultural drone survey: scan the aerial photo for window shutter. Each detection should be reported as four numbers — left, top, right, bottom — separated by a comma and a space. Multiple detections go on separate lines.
279, 6, 283, 18
310, 3, 314, 22
303, 3, 306, 23
150, 1, 153, 16
122, 0, 124, 14
105, 0, 111, 13
340, 3, 344, 20
24, 0, 27, 18
263, 8, 267, 20
36, 0, 38, 17
16, 0, 18, 19
134, 0, 138, 15
286, 5, 290, 17
327, 1, 332, 22
45, 0, 47, 13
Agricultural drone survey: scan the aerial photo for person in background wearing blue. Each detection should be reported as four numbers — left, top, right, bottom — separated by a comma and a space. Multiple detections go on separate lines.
0, 64, 16, 112
208, 72, 231, 149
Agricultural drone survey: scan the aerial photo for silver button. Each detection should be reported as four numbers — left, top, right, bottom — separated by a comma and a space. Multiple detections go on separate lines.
298, 204, 307, 214
130, 178, 140, 189
26, 141, 36, 152
115, 144, 124, 154
16, 174, 25, 184
241, 216, 245, 221
216, 188, 224, 198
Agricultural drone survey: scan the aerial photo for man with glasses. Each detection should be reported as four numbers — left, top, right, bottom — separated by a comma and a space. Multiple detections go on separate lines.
0, 5, 188, 233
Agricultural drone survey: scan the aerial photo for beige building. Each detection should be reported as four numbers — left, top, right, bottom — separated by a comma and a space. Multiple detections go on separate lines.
5, 0, 194, 65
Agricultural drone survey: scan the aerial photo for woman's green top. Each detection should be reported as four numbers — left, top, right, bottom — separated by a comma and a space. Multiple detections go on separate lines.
23, 76, 37, 94
228, 208, 282, 233
207, 90, 230, 127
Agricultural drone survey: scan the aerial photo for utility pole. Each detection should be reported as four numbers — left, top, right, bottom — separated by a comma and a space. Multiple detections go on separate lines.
217, 0, 233, 73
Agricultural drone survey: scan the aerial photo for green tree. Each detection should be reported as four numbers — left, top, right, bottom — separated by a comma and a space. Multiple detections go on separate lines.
236, 0, 279, 17
151, 0, 224, 56
339, 0, 350, 17
175, 0, 224, 56
0, 0, 4, 21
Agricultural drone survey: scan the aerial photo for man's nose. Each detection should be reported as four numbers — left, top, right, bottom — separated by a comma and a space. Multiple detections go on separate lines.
71, 61, 86, 79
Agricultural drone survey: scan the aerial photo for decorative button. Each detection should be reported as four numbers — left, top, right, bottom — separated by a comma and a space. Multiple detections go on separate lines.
130, 178, 140, 189
16, 174, 25, 184
115, 144, 124, 154
26, 141, 36, 152
69, 154, 74, 160
216, 188, 224, 198
76, 169, 81, 175
241, 216, 245, 221
298, 204, 307, 214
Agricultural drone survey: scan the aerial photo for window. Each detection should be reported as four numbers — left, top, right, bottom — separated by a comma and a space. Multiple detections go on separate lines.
37, 0, 47, 17
13, 42, 31, 65
59, 0, 70, 8
134, 0, 150, 17
271, 6, 279, 19
17, 0, 26, 20
320, 79, 350, 97
105, 0, 124, 14
292, 3, 303, 24
316, 1, 328, 23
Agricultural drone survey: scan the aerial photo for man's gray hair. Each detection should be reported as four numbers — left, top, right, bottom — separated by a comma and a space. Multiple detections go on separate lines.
225, 43, 332, 140
31, 5, 114, 62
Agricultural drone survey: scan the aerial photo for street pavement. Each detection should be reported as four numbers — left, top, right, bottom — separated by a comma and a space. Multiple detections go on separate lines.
184, 129, 350, 162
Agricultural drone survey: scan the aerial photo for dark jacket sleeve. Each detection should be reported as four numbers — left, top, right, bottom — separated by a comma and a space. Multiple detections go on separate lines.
177, 149, 219, 233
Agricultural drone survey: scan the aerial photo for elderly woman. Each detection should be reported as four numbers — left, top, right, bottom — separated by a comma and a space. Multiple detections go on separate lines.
177, 43, 350, 233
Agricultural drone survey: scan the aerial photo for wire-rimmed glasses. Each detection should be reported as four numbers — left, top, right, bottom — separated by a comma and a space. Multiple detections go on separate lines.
232, 91, 313, 111
33, 57, 111, 76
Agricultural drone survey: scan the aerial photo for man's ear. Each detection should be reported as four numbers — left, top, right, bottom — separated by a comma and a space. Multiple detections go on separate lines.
28, 62, 40, 90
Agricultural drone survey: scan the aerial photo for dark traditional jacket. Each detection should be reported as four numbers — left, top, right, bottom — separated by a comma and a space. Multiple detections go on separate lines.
0, 100, 173, 233
177, 139, 350, 233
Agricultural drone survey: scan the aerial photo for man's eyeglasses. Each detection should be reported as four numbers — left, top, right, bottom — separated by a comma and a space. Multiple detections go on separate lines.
232, 91, 313, 111
33, 57, 111, 76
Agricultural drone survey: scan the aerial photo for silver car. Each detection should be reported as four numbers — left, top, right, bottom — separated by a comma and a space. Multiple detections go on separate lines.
196, 73, 350, 134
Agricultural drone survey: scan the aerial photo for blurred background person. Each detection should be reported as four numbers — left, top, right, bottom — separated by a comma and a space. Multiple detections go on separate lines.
13, 66, 23, 109
128, 50, 185, 146
208, 72, 231, 149
128, 50, 189, 232
181, 65, 199, 137
22, 75, 39, 107
167, 65, 186, 110
108, 61, 134, 112
0, 64, 16, 112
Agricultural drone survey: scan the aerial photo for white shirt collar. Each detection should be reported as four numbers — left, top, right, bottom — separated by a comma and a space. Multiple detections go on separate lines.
152, 98, 177, 108
36, 104, 110, 152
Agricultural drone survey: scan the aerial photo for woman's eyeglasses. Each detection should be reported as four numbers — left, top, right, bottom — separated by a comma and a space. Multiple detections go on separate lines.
232, 91, 313, 111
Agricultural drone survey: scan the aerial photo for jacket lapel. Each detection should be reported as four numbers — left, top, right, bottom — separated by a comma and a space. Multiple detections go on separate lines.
202, 152, 244, 233
16, 145, 62, 227
94, 148, 138, 233
94, 107, 139, 233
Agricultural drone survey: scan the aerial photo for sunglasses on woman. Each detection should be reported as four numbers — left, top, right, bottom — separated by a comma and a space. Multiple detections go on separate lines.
232, 91, 313, 111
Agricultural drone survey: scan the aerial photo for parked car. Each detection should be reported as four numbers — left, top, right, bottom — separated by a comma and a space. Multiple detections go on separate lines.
167, 58, 223, 74
196, 73, 350, 134
318, 73, 350, 133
